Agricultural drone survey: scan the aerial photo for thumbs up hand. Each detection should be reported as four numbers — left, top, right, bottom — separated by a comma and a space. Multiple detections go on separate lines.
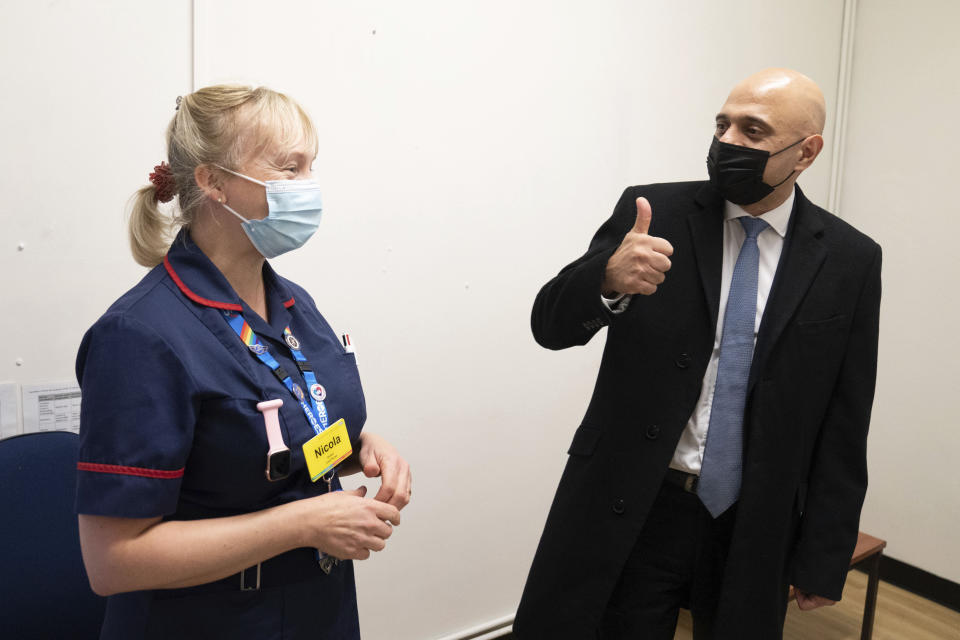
602, 197, 674, 296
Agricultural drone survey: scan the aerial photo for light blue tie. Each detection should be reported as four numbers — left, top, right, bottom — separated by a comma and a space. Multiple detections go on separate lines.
698, 216, 768, 518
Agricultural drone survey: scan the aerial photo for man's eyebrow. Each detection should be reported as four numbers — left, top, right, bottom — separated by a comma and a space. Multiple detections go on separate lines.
741, 115, 771, 130
715, 112, 771, 128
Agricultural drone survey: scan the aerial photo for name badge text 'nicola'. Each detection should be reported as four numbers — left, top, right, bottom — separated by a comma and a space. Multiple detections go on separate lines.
302, 418, 352, 482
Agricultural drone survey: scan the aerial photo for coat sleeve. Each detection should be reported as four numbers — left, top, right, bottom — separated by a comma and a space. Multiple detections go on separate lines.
531, 187, 638, 350
790, 243, 882, 601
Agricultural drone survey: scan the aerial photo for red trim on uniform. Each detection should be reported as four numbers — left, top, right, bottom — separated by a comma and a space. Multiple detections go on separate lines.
164, 255, 243, 311
78, 461, 185, 479
283, 297, 295, 308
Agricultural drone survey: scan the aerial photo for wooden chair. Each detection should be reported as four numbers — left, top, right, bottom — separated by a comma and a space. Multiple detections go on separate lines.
789, 531, 887, 640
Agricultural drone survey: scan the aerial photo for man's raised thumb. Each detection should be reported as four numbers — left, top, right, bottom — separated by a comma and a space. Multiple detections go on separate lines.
633, 197, 652, 234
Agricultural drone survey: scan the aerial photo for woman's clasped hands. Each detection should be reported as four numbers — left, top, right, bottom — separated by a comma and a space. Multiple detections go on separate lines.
302, 431, 412, 561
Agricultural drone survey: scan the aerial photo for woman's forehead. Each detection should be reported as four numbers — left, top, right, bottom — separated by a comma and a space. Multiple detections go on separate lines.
263, 144, 316, 163
235, 125, 317, 167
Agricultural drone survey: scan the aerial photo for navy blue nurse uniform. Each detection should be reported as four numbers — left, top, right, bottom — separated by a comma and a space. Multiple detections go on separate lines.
75, 230, 365, 640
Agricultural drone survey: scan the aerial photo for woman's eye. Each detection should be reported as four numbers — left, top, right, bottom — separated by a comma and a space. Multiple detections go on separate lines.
285, 166, 298, 173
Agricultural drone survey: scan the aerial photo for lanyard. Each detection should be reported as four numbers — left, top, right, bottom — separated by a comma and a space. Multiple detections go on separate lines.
222, 310, 329, 435
224, 310, 343, 572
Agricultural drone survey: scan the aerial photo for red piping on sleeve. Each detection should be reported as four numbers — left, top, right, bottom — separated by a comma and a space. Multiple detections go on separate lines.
78, 461, 185, 479
164, 255, 243, 311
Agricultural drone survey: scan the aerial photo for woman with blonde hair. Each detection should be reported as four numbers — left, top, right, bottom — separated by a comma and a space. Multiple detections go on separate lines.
75, 85, 411, 639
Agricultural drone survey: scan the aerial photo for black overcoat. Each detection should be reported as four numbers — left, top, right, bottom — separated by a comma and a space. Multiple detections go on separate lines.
513, 181, 882, 639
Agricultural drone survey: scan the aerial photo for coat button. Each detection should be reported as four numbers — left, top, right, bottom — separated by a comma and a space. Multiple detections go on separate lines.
675, 353, 691, 369
645, 424, 660, 440
612, 499, 625, 514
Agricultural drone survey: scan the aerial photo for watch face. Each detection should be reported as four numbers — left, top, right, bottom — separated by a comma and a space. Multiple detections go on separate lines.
266, 449, 291, 481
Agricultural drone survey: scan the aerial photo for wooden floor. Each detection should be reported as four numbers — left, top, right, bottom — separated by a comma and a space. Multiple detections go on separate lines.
671, 570, 960, 640
499, 571, 959, 639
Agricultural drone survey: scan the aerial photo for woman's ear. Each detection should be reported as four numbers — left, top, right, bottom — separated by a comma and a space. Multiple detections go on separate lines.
194, 164, 226, 203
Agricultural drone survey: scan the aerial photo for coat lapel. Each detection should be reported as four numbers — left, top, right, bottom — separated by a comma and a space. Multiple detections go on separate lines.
748, 187, 827, 391
688, 184, 725, 332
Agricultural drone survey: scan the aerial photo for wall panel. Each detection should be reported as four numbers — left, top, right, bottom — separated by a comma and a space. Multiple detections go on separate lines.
840, 0, 960, 584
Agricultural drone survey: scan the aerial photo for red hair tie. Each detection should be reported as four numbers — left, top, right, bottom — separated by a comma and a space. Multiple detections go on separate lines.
149, 162, 176, 203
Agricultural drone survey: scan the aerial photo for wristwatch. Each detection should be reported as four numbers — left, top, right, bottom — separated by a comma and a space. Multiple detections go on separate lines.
257, 399, 291, 481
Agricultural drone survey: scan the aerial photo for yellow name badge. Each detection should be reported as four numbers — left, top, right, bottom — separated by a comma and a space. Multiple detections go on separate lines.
302, 418, 353, 482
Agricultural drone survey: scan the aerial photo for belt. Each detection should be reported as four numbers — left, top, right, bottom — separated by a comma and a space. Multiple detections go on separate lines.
153, 548, 327, 598
663, 468, 700, 494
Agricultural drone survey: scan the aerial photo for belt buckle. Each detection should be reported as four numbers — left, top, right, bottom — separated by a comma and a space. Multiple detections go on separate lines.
684, 474, 699, 493
240, 563, 261, 591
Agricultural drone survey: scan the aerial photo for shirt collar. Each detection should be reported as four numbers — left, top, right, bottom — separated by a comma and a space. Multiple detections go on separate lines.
722, 187, 795, 238
163, 229, 296, 313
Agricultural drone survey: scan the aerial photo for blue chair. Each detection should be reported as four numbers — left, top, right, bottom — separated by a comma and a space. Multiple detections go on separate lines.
0, 431, 106, 639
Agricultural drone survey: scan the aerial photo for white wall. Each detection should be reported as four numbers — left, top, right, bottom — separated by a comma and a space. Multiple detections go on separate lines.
0, 1, 861, 638
0, 1, 192, 387
840, 0, 960, 584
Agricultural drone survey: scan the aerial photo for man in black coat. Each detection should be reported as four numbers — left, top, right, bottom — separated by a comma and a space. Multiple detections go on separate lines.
513, 68, 882, 639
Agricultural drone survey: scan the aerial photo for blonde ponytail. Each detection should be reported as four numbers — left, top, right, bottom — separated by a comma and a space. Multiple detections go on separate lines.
127, 85, 317, 267
128, 185, 175, 267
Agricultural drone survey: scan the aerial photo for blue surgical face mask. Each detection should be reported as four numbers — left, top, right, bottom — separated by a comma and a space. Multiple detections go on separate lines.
215, 165, 323, 259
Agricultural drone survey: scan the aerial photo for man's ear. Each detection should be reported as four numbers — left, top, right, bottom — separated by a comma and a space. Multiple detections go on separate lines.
795, 135, 824, 171
195, 164, 226, 202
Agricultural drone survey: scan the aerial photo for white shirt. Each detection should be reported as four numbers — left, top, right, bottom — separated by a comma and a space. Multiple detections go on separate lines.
601, 190, 794, 474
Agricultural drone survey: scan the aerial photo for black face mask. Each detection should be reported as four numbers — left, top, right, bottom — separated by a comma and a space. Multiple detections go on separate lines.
706, 136, 805, 205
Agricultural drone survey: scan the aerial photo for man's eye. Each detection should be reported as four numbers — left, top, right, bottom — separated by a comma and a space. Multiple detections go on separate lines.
286, 167, 298, 173
715, 123, 727, 134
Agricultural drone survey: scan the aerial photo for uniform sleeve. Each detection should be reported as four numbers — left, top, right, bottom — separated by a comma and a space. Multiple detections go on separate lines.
75, 312, 198, 517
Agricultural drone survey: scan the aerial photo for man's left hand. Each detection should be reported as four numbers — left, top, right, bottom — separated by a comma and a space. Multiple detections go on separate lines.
794, 587, 836, 611
356, 432, 412, 511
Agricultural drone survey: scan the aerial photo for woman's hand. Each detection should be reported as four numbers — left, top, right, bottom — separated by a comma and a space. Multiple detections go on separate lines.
301, 486, 400, 560
352, 431, 412, 510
